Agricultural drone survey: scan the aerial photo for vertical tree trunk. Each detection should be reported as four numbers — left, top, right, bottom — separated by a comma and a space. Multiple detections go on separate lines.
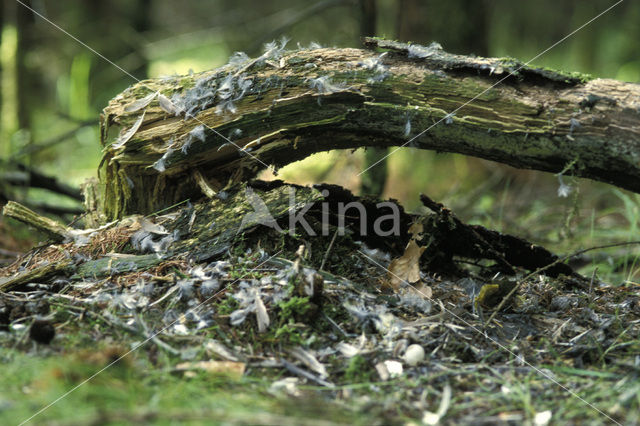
396, 0, 489, 56
16, 0, 33, 134
130, 0, 152, 80
0, 2, 4, 142
359, 0, 376, 37
359, 0, 388, 197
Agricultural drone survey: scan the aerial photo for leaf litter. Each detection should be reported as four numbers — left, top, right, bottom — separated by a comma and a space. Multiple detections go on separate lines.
1, 182, 639, 424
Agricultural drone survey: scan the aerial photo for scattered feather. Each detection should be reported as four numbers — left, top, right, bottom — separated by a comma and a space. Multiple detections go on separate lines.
216, 99, 237, 114
158, 93, 176, 114
182, 124, 207, 154
403, 117, 412, 137
200, 279, 220, 297
112, 112, 145, 149
444, 112, 455, 125
125, 175, 135, 189
178, 280, 195, 300
557, 175, 572, 198
407, 42, 442, 59
336, 342, 360, 358
152, 148, 173, 172
307, 76, 349, 95
254, 291, 270, 333
228, 51, 250, 67
229, 128, 243, 139
289, 347, 328, 378
297, 41, 323, 50
130, 218, 175, 253
422, 384, 452, 425
205, 339, 241, 362
217, 74, 235, 100
124, 91, 157, 113
261, 36, 289, 62
569, 117, 581, 134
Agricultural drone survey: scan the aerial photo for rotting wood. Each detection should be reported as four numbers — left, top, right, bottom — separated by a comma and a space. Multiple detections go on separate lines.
0, 259, 72, 292
2, 201, 71, 241
98, 38, 640, 219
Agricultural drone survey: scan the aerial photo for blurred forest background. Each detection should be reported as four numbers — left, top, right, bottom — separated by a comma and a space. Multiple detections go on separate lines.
1, 0, 639, 281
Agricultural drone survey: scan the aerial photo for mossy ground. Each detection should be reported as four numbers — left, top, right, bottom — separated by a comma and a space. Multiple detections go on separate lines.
1, 177, 640, 425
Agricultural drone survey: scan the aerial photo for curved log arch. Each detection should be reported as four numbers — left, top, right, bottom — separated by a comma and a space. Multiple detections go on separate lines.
98, 39, 640, 219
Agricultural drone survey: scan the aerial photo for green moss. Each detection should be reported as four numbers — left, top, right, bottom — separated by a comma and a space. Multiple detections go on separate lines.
344, 355, 374, 383
278, 296, 312, 320
217, 295, 239, 316
273, 323, 306, 346
538, 66, 594, 84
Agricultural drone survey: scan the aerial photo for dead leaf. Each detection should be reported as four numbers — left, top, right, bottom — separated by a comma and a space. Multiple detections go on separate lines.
408, 222, 424, 240
388, 240, 425, 289
411, 281, 433, 299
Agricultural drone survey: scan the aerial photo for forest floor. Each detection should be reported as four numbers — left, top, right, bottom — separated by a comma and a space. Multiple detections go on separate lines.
1, 178, 639, 425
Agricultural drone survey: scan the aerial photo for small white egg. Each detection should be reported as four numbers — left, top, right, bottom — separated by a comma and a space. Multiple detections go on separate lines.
403, 344, 425, 366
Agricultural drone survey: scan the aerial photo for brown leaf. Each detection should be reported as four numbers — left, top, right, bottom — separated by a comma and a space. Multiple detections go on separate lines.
411, 281, 433, 299
408, 222, 424, 240
388, 240, 425, 290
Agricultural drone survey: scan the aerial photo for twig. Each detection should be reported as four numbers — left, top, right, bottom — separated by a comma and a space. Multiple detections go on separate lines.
11, 120, 96, 159
0, 259, 73, 292
589, 267, 598, 295
280, 358, 335, 388
486, 240, 640, 325
2, 201, 71, 241
322, 311, 350, 338
0, 160, 83, 201
320, 227, 339, 271
137, 314, 180, 355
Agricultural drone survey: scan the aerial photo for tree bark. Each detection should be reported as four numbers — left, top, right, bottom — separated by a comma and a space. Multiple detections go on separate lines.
98, 38, 640, 219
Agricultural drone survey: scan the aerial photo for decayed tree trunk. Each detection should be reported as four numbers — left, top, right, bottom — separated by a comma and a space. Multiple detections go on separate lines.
97, 38, 640, 220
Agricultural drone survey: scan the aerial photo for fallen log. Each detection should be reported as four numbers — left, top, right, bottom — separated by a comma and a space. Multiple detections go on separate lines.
97, 38, 640, 220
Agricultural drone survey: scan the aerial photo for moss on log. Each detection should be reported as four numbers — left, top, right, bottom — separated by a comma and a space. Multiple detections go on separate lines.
99, 39, 640, 219
2, 201, 71, 241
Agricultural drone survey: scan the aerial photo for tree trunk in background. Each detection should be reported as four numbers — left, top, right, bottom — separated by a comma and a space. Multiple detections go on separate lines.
0, 2, 3, 140
85, 0, 149, 84
359, 0, 376, 37
396, 0, 489, 56
358, 0, 388, 197
96, 42, 640, 220
16, 0, 33, 135
130, 0, 152, 79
